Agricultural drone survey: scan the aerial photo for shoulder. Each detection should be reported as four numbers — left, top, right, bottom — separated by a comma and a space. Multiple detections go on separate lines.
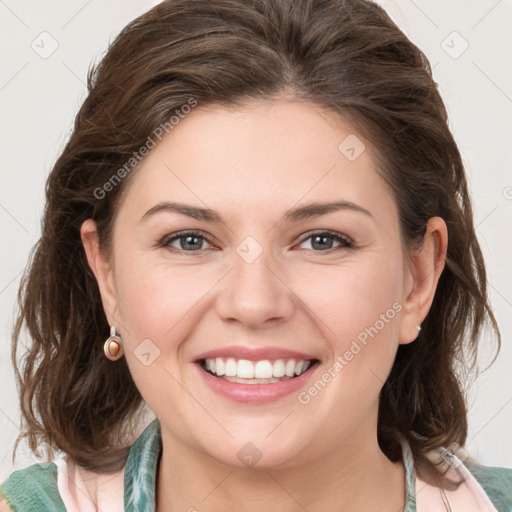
413, 440, 512, 512
0, 462, 66, 511
0, 419, 161, 511
465, 460, 512, 512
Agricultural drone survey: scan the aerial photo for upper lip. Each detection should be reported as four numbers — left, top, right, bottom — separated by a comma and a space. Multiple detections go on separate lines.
194, 346, 319, 362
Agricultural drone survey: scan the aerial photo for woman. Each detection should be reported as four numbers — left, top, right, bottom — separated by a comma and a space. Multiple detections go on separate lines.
1, 0, 511, 510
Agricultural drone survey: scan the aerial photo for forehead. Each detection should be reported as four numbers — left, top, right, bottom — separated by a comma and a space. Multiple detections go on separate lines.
116, 99, 398, 228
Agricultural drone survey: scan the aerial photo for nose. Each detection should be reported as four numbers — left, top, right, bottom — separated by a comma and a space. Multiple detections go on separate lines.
215, 252, 295, 329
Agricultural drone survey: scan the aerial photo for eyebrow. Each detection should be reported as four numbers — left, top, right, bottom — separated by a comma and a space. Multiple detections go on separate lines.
140, 200, 373, 224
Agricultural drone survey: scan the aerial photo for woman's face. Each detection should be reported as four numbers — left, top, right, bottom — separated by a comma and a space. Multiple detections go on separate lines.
84, 99, 442, 469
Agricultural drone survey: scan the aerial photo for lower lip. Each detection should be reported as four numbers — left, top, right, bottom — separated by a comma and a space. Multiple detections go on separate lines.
194, 361, 320, 403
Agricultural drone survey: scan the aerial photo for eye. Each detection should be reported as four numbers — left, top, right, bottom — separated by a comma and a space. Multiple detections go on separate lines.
158, 229, 354, 254
297, 230, 354, 252
159, 230, 214, 252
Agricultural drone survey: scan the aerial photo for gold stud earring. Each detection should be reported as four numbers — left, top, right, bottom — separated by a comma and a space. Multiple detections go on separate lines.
103, 326, 124, 361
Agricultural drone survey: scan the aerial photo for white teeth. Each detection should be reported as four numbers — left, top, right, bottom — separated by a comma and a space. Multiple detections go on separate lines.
203, 357, 313, 380
255, 360, 273, 379
272, 359, 286, 378
222, 375, 287, 385
285, 359, 296, 377
237, 359, 254, 379
215, 358, 225, 376
224, 358, 237, 377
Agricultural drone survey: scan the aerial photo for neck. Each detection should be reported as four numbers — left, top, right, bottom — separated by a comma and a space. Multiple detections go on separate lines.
155, 425, 406, 512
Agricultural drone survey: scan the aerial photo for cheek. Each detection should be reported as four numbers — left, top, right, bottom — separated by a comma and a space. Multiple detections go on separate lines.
114, 242, 404, 357
112, 261, 215, 419
113, 256, 219, 347
295, 255, 403, 344
295, 253, 404, 412
291, 257, 403, 422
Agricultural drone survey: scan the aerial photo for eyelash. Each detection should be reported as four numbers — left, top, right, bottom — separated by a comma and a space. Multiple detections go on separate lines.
158, 229, 354, 254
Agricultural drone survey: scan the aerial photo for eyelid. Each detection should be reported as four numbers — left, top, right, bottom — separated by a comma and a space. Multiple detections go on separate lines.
297, 229, 354, 248
159, 229, 355, 253
301, 229, 354, 244
159, 229, 216, 250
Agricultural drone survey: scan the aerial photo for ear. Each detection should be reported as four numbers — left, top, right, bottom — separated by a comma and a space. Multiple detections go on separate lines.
80, 219, 120, 326
399, 216, 448, 345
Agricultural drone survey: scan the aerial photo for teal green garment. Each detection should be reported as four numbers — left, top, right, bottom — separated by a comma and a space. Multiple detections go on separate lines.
0, 420, 161, 512
1, 419, 511, 511
465, 460, 512, 512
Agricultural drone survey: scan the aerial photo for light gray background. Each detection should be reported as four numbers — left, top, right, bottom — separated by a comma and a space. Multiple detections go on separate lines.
1, 0, 511, 481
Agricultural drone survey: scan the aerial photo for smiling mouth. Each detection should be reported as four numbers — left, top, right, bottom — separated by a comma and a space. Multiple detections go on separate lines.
199, 357, 319, 384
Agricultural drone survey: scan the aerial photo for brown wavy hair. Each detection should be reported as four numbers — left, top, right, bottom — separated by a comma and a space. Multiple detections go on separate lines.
11, 0, 500, 484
